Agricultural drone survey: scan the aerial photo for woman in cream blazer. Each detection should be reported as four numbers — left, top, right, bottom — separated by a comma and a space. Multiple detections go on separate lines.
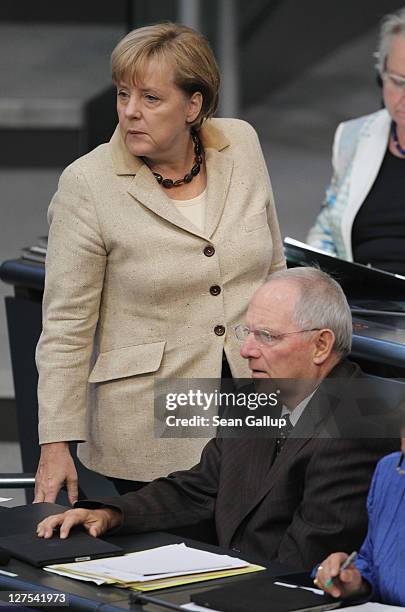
35, 23, 285, 503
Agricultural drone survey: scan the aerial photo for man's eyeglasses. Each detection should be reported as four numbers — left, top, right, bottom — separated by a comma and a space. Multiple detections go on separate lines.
235, 325, 320, 346
382, 71, 405, 92
396, 453, 405, 475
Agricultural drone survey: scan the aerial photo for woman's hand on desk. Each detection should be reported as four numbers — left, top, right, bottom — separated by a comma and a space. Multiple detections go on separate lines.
36, 508, 123, 539
314, 552, 370, 599
34, 442, 78, 505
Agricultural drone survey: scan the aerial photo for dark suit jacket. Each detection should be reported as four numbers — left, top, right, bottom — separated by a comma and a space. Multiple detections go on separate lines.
80, 360, 398, 570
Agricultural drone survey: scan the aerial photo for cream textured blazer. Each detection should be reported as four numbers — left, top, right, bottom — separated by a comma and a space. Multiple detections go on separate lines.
36, 118, 285, 481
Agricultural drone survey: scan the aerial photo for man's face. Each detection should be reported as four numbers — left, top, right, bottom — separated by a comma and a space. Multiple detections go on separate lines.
240, 280, 320, 380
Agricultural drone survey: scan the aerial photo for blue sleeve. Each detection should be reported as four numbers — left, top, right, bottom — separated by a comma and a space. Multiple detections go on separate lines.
310, 462, 379, 582
354, 461, 383, 601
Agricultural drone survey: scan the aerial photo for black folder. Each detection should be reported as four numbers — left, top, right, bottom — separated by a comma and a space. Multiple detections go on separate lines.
0, 503, 69, 537
191, 577, 341, 612
0, 531, 123, 568
0, 502, 123, 567
284, 237, 405, 302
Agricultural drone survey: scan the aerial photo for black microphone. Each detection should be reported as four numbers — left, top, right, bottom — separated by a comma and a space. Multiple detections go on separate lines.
0, 547, 11, 566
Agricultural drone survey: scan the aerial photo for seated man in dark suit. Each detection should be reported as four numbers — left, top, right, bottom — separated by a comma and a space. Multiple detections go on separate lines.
37, 267, 398, 570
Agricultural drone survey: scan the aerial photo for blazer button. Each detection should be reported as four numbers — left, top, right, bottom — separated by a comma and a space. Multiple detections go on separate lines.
210, 285, 221, 296
214, 325, 225, 336
203, 245, 215, 257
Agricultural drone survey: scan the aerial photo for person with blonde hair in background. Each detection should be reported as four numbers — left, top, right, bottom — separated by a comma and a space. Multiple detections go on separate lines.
34, 22, 285, 503
308, 7, 405, 275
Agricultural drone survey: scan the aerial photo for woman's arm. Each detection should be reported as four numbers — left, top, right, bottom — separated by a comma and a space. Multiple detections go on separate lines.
35, 162, 107, 504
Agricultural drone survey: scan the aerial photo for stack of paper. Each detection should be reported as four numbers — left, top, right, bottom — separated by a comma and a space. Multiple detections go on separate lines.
45, 543, 264, 591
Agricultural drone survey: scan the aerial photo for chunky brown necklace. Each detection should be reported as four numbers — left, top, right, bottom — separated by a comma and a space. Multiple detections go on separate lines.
147, 131, 203, 189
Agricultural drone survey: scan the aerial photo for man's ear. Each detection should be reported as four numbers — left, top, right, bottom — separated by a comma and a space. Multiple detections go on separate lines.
313, 329, 336, 365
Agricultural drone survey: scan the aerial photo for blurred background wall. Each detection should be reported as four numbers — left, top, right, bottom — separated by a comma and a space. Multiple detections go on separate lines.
1, 0, 404, 479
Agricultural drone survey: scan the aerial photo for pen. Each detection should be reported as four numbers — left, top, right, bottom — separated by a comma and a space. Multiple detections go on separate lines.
324, 550, 357, 588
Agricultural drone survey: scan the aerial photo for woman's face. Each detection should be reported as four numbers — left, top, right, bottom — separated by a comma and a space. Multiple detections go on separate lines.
116, 58, 202, 161
383, 34, 405, 130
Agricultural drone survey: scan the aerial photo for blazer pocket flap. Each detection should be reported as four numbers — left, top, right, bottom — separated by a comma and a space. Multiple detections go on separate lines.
244, 208, 267, 232
88, 341, 166, 383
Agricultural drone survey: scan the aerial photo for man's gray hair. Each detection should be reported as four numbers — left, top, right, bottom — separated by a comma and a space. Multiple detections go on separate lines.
375, 7, 405, 75
269, 267, 352, 358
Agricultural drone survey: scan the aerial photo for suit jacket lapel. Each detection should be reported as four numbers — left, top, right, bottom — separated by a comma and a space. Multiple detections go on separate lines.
238, 436, 311, 525
220, 437, 277, 547
223, 362, 359, 545
220, 437, 312, 548
109, 121, 232, 239
127, 166, 207, 237
261, 362, 359, 489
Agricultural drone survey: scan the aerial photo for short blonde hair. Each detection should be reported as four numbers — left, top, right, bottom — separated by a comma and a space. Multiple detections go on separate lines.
111, 22, 220, 128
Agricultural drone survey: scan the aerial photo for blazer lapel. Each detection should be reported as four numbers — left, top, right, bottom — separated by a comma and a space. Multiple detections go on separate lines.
222, 387, 338, 545
341, 109, 390, 259
222, 361, 360, 545
110, 121, 232, 239
239, 437, 311, 520
220, 437, 277, 547
127, 166, 208, 237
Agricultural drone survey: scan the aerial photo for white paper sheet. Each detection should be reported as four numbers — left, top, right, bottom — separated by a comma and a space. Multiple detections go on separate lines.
44, 567, 107, 586
274, 580, 324, 595
0, 569, 18, 577
47, 543, 248, 583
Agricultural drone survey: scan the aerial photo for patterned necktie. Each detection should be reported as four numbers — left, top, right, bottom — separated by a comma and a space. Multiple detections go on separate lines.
275, 414, 293, 457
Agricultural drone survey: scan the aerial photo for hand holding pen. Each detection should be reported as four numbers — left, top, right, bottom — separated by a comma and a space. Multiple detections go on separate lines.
314, 551, 370, 599
324, 551, 357, 587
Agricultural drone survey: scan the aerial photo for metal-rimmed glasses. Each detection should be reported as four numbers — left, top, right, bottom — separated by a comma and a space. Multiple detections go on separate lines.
396, 453, 405, 475
235, 325, 320, 346
382, 71, 405, 92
